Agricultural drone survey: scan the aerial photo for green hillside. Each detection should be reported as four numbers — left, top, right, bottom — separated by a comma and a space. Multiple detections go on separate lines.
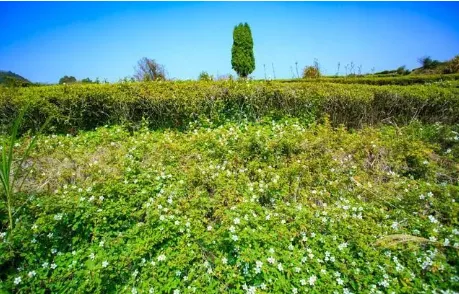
0, 70, 31, 86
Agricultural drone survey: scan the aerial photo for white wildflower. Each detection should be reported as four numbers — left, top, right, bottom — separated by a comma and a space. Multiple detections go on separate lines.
308, 275, 317, 286
277, 263, 284, 271
157, 254, 166, 262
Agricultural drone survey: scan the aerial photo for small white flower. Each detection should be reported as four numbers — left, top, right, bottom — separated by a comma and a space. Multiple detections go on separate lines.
131, 288, 138, 294
267, 257, 276, 264
300, 279, 306, 286
234, 218, 240, 225
231, 235, 239, 241
338, 242, 348, 251
28, 271, 36, 278
277, 263, 284, 271
428, 215, 438, 224
14, 276, 21, 285
292, 287, 298, 294
337, 278, 344, 285
173, 290, 180, 294
308, 275, 317, 286
102, 261, 109, 268
51, 263, 57, 269
222, 257, 227, 264
207, 225, 212, 231
89, 253, 95, 260
157, 254, 166, 262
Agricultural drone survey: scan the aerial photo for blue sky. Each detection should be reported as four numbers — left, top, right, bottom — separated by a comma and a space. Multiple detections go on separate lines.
1, 2, 458, 83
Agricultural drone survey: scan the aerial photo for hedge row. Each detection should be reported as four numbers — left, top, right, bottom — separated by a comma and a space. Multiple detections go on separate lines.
0, 81, 458, 134
280, 73, 459, 86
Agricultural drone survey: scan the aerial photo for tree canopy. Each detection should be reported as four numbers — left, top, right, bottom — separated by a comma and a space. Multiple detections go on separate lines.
231, 23, 255, 78
133, 58, 166, 82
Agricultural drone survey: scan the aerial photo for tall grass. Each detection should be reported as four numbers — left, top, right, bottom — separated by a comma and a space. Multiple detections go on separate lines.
0, 107, 49, 231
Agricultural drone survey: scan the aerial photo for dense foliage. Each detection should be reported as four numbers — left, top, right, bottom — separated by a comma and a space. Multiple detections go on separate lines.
198, 71, 213, 81
0, 75, 458, 293
0, 117, 458, 293
231, 23, 255, 78
58, 76, 77, 85
1, 81, 458, 136
302, 66, 321, 79
282, 73, 459, 86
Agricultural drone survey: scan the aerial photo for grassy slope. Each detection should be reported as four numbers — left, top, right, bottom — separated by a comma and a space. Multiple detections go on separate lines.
1, 117, 458, 293
0, 71, 31, 86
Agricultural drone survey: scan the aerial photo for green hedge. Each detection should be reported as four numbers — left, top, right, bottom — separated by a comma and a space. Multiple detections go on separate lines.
0, 81, 458, 134
280, 73, 459, 86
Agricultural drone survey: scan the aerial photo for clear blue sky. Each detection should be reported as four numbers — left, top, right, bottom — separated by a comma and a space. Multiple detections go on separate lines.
1, 2, 458, 83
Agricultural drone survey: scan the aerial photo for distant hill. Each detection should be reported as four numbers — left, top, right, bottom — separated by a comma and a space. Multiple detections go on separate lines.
0, 70, 32, 86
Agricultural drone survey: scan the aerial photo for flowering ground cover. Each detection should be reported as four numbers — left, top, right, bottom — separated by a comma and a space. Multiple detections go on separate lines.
0, 116, 458, 293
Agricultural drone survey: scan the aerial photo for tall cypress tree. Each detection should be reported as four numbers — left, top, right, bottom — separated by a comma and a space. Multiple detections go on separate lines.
231, 23, 255, 78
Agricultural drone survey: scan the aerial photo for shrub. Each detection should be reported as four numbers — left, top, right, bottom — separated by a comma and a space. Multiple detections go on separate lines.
396, 66, 410, 75
282, 73, 459, 86
198, 71, 213, 81
58, 76, 77, 85
302, 66, 321, 79
0, 81, 458, 135
418, 56, 441, 70
447, 55, 459, 73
